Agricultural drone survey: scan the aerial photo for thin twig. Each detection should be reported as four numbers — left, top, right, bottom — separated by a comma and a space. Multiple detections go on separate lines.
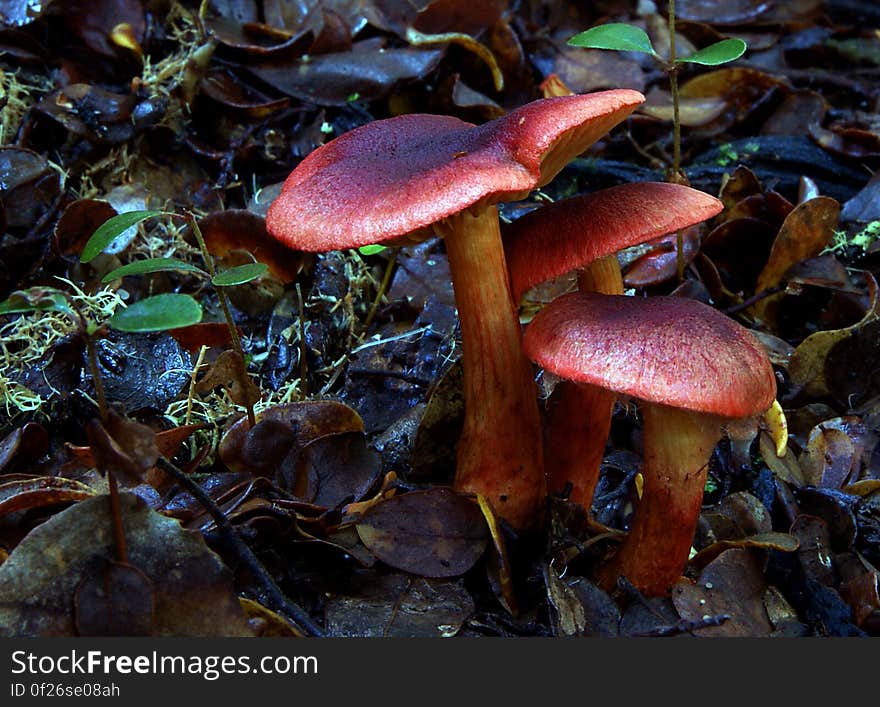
723, 285, 785, 316
156, 456, 325, 637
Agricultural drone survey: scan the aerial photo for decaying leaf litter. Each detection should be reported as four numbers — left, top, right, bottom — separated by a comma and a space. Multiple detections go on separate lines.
0, 0, 879, 637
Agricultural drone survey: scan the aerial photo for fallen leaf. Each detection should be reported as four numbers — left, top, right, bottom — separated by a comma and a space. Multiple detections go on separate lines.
753, 196, 841, 324
0, 493, 254, 636
672, 549, 774, 637
74, 560, 154, 636
356, 488, 489, 578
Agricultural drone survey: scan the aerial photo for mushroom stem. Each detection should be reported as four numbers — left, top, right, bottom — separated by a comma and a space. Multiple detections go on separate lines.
439, 206, 546, 530
545, 254, 623, 508
599, 403, 721, 596
577, 254, 624, 294
545, 381, 613, 506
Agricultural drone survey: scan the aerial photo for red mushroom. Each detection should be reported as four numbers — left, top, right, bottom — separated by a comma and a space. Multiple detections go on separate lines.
504, 182, 723, 509
522, 292, 776, 595
266, 90, 645, 530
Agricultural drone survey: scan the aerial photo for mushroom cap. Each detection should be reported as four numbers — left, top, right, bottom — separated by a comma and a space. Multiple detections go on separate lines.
523, 292, 776, 418
266, 90, 644, 251
505, 182, 723, 301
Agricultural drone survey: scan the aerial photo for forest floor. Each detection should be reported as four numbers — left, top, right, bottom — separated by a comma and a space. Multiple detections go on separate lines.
1, 0, 879, 637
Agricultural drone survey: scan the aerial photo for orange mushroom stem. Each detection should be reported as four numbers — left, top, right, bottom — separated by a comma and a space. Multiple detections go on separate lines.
505, 182, 723, 511
523, 292, 776, 595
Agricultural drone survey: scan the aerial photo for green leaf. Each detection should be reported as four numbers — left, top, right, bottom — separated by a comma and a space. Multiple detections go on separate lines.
108, 293, 202, 332
81, 210, 167, 263
0, 288, 72, 316
101, 258, 208, 283
567, 23, 656, 55
677, 38, 747, 66
211, 262, 269, 287
358, 244, 388, 256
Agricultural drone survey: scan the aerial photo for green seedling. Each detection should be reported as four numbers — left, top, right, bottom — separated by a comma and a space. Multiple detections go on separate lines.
569, 3, 747, 281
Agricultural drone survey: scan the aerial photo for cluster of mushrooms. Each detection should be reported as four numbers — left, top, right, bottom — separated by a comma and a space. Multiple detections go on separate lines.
266, 90, 778, 598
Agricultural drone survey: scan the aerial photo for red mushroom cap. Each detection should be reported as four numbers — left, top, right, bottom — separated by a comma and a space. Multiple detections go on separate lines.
523, 292, 776, 418
266, 90, 644, 251
505, 182, 723, 301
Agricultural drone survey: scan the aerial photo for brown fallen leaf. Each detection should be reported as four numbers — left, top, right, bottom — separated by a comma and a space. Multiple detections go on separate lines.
0, 493, 254, 636
672, 548, 774, 637
0, 477, 95, 520
74, 560, 155, 637
788, 272, 879, 399
220, 400, 365, 473
195, 349, 262, 410
753, 196, 841, 325
356, 488, 489, 578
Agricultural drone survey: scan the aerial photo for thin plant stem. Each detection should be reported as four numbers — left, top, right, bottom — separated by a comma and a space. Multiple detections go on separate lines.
84, 328, 129, 564
186, 212, 256, 428
156, 456, 325, 637
668, 0, 685, 283
363, 248, 398, 331
295, 283, 309, 397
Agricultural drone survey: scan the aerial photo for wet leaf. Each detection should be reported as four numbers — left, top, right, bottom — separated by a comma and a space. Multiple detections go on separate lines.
622, 227, 702, 288
0, 493, 253, 636
101, 258, 207, 283
196, 210, 308, 285
240, 597, 303, 637
356, 488, 489, 578
640, 87, 727, 126
568, 23, 656, 55
689, 532, 799, 572
790, 514, 837, 586
0, 287, 71, 316
74, 561, 154, 636
81, 210, 166, 263
0, 477, 95, 518
248, 42, 444, 106
753, 196, 841, 323
109, 293, 203, 333
324, 573, 474, 637
291, 431, 382, 507
839, 566, 880, 629
789, 273, 879, 399
194, 350, 261, 410
212, 262, 269, 287
0, 423, 48, 473
0, 147, 61, 229
53, 199, 118, 261
672, 549, 773, 637
220, 401, 365, 473
841, 170, 880, 223
85, 408, 158, 487
678, 38, 747, 65
800, 418, 865, 489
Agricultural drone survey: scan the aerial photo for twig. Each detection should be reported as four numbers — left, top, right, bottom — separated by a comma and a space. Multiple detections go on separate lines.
157, 456, 325, 637
723, 285, 785, 316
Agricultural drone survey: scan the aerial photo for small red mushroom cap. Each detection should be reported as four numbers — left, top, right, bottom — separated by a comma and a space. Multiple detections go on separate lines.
523, 292, 776, 419
505, 182, 723, 301
265, 90, 644, 252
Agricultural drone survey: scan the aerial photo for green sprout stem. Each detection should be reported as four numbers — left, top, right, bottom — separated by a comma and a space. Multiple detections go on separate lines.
186, 212, 256, 428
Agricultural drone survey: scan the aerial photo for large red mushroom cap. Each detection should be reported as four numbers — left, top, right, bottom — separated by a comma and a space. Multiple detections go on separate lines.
523, 292, 776, 418
505, 182, 723, 302
265, 90, 644, 250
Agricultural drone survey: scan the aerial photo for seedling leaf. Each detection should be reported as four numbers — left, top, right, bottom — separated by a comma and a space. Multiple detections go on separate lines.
678, 38, 747, 66
81, 210, 167, 263
0, 288, 72, 316
568, 23, 656, 55
108, 293, 202, 332
212, 263, 269, 287
358, 244, 387, 256
101, 258, 208, 283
